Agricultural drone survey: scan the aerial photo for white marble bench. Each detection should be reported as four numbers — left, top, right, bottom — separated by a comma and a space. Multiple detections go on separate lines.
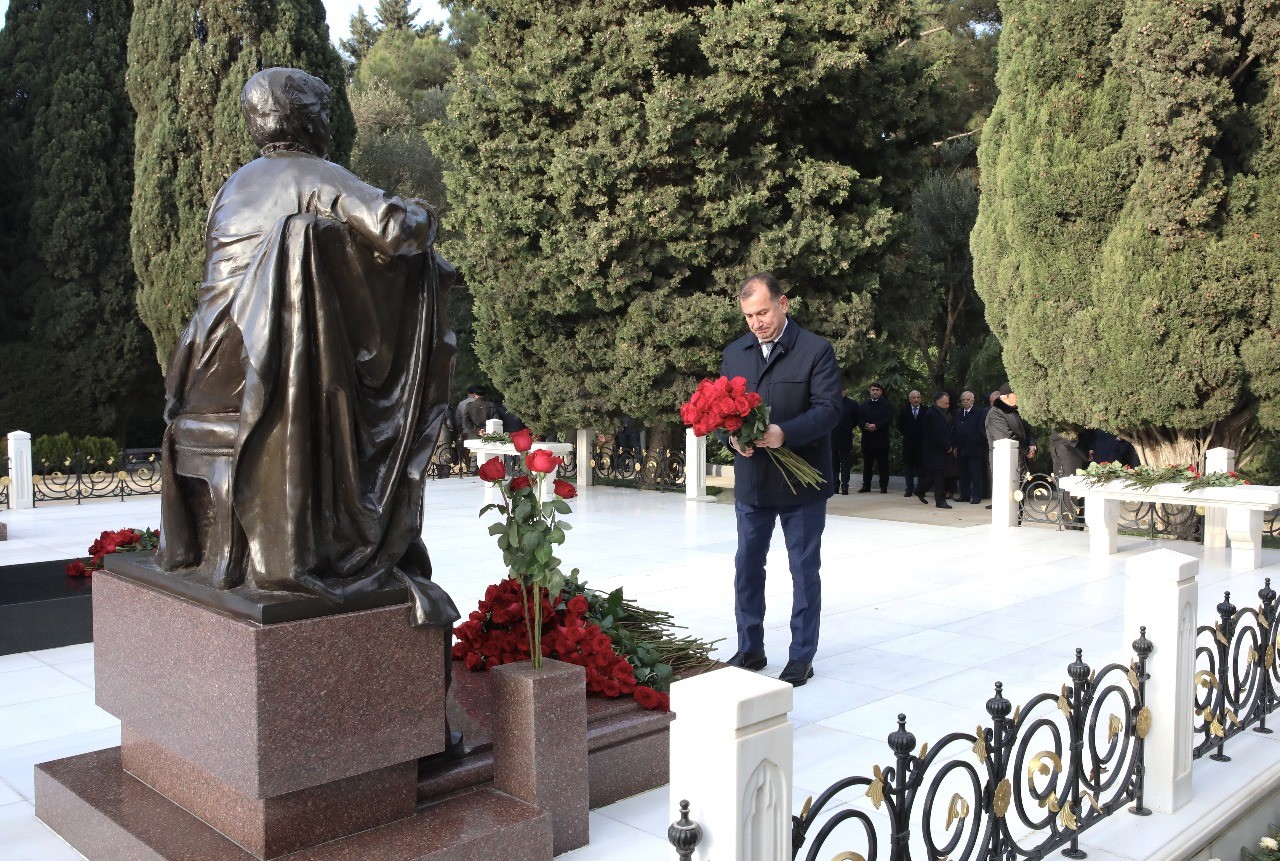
1058, 475, 1280, 571
463, 438, 575, 503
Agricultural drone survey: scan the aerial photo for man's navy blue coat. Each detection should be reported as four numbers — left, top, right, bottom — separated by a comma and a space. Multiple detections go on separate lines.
720, 320, 843, 508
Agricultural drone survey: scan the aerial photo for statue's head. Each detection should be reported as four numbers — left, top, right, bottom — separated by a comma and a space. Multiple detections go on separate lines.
241, 67, 332, 159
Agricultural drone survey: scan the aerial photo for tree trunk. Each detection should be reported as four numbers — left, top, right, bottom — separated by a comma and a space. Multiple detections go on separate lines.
1124, 414, 1257, 472
638, 422, 681, 490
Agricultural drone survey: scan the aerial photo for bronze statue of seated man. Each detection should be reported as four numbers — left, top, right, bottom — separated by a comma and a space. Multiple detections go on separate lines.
158, 67, 456, 625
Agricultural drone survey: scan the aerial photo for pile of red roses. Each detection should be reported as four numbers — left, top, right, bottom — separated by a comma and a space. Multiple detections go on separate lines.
453, 579, 669, 711
679, 375, 762, 436
66, 527, 159, 577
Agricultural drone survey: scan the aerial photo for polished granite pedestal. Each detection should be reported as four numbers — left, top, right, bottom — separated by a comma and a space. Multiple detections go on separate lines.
35, 565, 553, 861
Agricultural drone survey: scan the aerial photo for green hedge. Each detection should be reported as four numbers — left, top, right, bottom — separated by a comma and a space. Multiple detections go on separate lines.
33, 433, 120, 471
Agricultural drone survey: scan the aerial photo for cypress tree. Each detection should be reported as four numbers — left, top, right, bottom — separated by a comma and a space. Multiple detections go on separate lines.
434, 0, 930, 449
128, 0, 355, 367
973, 0, 1280, 465
0, 0, 162, 441
340, 6, 380, 66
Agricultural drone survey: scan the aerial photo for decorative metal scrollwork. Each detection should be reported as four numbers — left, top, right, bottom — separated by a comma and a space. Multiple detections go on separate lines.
792, 632, 1152, 861
1193, 578, 1280, 761
31, 449, 162, 505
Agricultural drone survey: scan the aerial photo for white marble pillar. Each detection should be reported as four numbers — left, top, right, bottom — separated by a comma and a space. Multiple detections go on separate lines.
1226, 507, 1264, 572
669, 668, 793, 861
1084, 497, 1120, 557
1203, 447, 1235, 548
685, 429, 712, 502
7, 430, 33, 510
575, 429, 594, 491
990, 438, 1018, 529
1123, 549, 1197, 813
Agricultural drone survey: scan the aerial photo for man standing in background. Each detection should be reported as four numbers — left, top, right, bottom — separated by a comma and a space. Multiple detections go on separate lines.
954, 390, 987, 504
858, 383, 893, 493
831, 388, 860, 495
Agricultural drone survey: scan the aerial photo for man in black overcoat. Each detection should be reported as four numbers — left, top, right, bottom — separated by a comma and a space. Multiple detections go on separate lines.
898, 390, 926, 496
830, 389, 859, 495
953, 390, 988, 504
858, 383, 894, 493
720, 273, 841, 687
913, 392, 954, 508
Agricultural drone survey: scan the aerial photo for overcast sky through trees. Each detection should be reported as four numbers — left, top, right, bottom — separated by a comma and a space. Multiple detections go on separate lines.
0, 1, 448, 45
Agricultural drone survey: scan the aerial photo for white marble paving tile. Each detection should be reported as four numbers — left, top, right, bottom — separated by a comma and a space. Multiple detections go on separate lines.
0, 691, 118, 751
0, 654, 44, 675
28, 644, 94, 666
0, 727, 121, 799
814, 647, 967, 692
556, 810, 671, 860
0, 800, 87, 860
0, 779, 21, 806
0, 666, 90, 708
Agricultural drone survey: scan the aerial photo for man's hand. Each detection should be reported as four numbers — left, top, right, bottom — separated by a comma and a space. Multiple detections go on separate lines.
729, 435, 755, 458
865, 423, 877, 432
1028, 445, 1038, 458
759, 424, 786, 449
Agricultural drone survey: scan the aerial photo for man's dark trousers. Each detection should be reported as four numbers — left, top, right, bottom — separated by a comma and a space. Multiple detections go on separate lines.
958, 455, 986, 502
862, 448, 889, 492
734, 497, 825, 664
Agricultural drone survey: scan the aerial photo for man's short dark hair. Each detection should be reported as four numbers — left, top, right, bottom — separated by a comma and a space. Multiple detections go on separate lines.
738, 272, 784, 301
241, 67, 331, 150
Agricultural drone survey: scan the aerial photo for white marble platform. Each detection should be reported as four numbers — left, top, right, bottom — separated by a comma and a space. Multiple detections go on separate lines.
2, 484, 1280, 859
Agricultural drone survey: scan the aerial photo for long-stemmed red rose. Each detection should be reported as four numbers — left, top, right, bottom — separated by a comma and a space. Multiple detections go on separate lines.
679, 375, 823, 493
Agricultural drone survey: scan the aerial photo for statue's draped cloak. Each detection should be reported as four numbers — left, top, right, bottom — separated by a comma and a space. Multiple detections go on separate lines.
159, 153, 458, 623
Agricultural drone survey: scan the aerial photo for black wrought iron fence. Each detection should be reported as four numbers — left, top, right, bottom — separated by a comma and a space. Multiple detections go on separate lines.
667, 633, 1153, 861
0, 455, 8, 507
1193, 579, 1280, 761
32, 449, 162, 505
1017, 473, 1204, 541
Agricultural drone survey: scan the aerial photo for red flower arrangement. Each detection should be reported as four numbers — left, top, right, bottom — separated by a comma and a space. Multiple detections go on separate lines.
66, 527, 159, 577
680, 375, 822, 493
453, 579, 669, 710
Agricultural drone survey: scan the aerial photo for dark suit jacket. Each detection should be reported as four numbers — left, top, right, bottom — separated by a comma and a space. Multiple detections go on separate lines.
721, 320, 842, 508
898, 403, 927, 465
859, 398, 894, 451
953, 406, 987, 456
832, 397, 860, 453
921, 405, 953, 471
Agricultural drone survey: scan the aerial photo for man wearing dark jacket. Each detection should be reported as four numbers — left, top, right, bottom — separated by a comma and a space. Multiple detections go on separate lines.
721, 273, 841, 687
830, 390, 859, 495
986, 383, 1037, 476
858, 383, 894, 493
898, 390, 926, 496
953, 391, 987, 504
914, 392, 954, 508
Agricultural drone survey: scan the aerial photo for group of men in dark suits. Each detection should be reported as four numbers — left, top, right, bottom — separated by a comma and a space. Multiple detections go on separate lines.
828, 385, 995, 505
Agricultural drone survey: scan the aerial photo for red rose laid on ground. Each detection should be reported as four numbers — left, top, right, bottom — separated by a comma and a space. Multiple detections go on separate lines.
453, 579, 666, 710
553, 478, 577, 499
66, 527, 160, 577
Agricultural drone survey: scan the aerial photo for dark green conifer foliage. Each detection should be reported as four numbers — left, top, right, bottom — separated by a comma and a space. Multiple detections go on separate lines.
340, 6, 380, 65
0, 0, 162, 440
434, 0, 930, 435
973, 0, 1280, 464
128, 0, 354, 368
375, 0, 418, 31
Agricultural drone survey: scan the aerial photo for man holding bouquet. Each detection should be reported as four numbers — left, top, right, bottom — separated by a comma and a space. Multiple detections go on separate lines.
720, 273, 842, 686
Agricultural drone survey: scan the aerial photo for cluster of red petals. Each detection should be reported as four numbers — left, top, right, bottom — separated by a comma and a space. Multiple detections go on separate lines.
511, 428, 534, 453
525, 449, 563, 474
478, 457, 506, 482
452, 580, 667, 711
679, 375, 763, 437
67, 528, 153, 577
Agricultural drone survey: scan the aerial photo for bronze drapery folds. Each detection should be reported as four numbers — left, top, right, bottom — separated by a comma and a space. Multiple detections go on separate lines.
157, 68, 457, 625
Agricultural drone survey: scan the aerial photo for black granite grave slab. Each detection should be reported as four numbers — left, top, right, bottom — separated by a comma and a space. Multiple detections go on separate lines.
0, 559, 92, 655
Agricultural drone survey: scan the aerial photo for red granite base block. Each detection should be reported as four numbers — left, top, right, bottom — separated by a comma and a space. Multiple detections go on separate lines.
121, 727, 416, 858
36, 747, 553, 861
587, 717, 670, 809
491, 659, 589, 855
93, 570, 447, 798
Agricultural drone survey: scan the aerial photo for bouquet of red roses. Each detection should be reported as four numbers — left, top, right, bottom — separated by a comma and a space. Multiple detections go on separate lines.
680, 375, 823, 493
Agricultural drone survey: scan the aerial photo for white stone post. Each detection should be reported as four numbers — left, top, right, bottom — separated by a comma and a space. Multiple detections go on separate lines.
1123, 549, 1197, 814
1203, 447, 1235, 548
669, 668, 793, 861
575, 429, 594, 491
7, 430, 33, 510
990, 439, 1019, 529
685, 429, 711, 501
1084, 497, 1120, 557
485, 418, 503, 435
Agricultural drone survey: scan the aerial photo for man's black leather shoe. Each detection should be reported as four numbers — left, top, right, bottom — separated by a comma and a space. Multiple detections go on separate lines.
779, 661, 814, 686
916, 492, 928, 505
903, 489, 913, 497
858, 487, 871, 493
937, 501, 953, 509
726, 650, 768, 671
